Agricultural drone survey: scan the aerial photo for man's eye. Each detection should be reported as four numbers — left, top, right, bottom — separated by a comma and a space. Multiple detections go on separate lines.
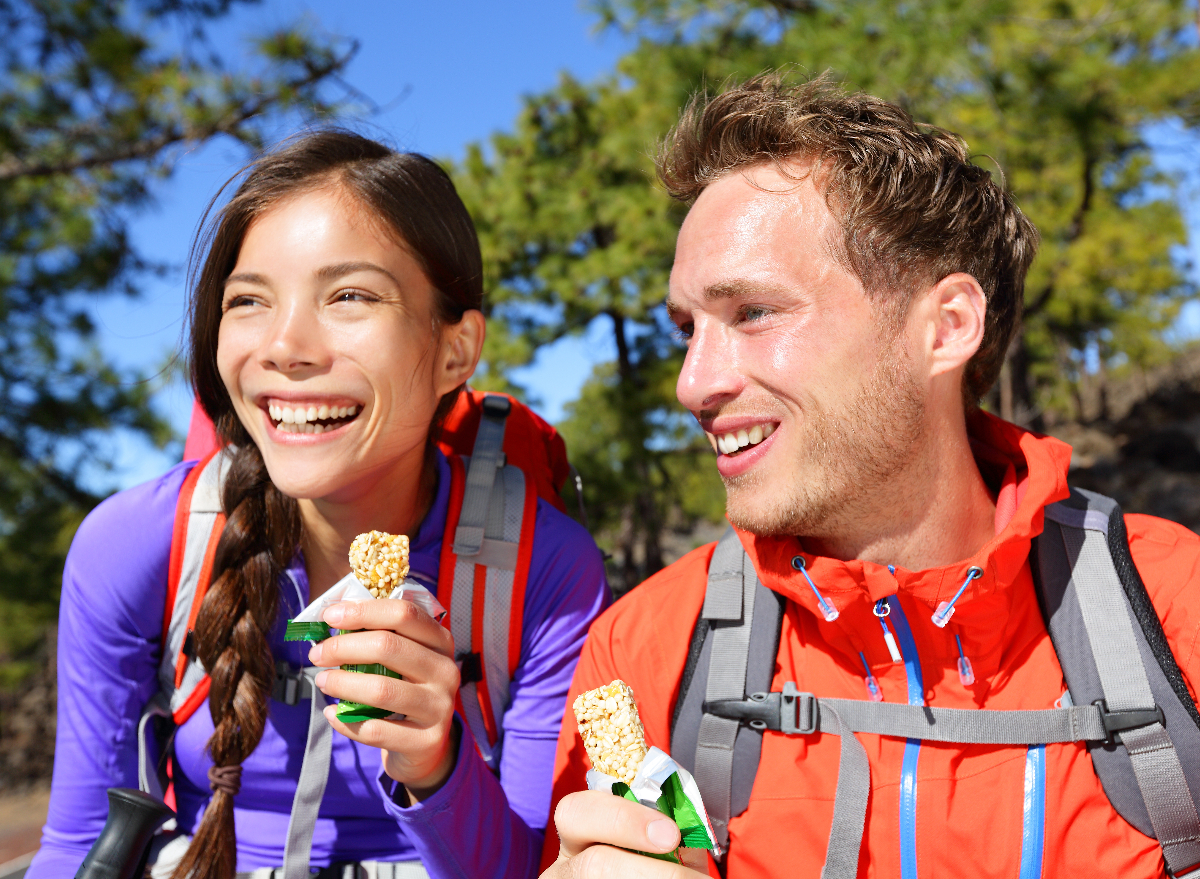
741, 306, 770, 322
672, 322, 694, 341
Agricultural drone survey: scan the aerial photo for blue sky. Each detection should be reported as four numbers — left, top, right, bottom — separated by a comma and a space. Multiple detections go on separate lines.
88, 1, 634, 491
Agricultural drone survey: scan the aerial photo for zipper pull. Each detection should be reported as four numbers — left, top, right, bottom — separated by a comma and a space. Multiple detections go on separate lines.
859, 651, 884, 702
874, 598, 903, 663
955, 634, 975, 686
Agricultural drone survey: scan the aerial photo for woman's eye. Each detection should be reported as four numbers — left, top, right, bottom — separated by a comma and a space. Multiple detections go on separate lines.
222, 294, 259, 311
336, 288, 376, 303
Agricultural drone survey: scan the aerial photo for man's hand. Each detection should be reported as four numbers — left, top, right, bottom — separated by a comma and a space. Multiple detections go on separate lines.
542, 791, 709, 877
307, 599, 460, 799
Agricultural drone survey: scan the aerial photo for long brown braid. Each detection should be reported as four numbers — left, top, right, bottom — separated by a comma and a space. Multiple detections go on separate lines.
177, 129, 483, 879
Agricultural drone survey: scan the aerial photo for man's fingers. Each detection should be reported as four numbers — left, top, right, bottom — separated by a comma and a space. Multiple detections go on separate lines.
555, 791, 680, 857
543, 845, 695, 879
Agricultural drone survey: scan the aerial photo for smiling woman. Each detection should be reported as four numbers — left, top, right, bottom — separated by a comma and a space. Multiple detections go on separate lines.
32, 131, 610, 879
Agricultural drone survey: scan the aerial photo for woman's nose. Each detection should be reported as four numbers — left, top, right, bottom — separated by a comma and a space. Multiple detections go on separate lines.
261, 301, 327, 374
675, 320, 742, 413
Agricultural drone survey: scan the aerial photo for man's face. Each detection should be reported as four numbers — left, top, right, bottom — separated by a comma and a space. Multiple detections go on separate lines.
667, 163, 928, 537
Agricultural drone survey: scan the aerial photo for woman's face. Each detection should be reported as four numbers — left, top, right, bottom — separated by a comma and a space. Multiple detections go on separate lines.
217, 186, 480, 504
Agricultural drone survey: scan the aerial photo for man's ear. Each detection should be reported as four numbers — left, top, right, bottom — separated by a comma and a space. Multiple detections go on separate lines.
922, 273, 986, 378
436, 309, 486, 396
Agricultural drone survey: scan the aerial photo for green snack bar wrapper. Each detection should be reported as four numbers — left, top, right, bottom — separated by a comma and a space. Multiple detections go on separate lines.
284, 620, 331, 642
283, 571, 447, 722
587, 746, 722, 862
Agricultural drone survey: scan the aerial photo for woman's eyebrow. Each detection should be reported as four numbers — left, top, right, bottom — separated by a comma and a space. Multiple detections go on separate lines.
224, 271, 268, 288
223, 262, 402, 288
315, 261, 401, 286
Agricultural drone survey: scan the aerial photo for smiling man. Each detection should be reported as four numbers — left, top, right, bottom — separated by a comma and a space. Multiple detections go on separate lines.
539, 76, 1200, 878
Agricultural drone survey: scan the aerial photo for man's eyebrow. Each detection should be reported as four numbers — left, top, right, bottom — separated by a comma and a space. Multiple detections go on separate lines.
666, 279, 788, 314
224, 262, 401, 288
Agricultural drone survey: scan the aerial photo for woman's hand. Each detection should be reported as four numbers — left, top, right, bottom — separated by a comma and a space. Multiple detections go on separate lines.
542, 792, 709, 877
308, 599, 460, 799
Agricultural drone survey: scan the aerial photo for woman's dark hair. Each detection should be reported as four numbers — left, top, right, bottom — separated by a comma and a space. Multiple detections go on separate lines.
177, 129, 483, 879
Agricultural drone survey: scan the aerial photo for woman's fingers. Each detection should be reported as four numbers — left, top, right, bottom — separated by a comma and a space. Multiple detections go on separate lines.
308, 627, 457, 687
322, 599, 452, 656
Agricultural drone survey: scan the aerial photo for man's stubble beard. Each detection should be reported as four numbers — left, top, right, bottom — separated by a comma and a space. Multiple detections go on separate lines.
723, 343, 927, 537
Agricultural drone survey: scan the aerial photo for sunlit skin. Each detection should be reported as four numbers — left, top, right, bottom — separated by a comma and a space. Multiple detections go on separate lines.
217, 185, 485, 798
544, 162, 1000, 877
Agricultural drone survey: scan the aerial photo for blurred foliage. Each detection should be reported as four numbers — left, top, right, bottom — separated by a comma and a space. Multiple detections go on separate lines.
458, 0, 1200, 588
0, 0, 352, 686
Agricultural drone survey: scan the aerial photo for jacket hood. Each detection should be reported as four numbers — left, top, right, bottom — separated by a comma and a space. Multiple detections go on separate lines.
737, 410, 1073, 619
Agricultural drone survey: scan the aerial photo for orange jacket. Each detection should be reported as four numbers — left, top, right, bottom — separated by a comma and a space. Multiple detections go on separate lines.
544, 412, 1200, 877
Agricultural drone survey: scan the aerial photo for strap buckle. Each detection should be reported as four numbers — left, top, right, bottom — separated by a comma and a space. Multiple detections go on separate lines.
1093, 699, 1165, 745
272, 662, 312, 706
481, 394, 511, 419
703, 682, 816, 735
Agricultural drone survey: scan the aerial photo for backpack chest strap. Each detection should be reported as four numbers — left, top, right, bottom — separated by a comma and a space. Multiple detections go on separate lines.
708, 688, 1156, 879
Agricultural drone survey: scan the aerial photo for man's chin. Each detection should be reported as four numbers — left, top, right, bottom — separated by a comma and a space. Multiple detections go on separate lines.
724, 490, 815, 537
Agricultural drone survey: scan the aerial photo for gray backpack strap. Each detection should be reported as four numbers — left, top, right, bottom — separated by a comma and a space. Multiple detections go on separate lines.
670, 528, 784, 852
282, 667, 332, 879
452, 394, 510, 557
449, 395, 527, 770
1036, 488, 1200, 876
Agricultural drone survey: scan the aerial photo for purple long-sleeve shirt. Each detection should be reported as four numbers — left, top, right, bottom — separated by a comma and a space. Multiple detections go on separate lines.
31, 450, 609, 879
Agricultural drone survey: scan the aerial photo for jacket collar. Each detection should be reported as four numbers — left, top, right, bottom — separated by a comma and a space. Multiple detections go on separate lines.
737, 410, 1073, 616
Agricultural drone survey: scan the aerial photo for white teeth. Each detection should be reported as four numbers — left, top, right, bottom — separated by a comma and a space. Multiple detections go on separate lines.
306, 406, 317, 422
294, 407, 308, 425
281, 407, 295, 424
268, 404, 279, 420
313, 423, 324, 434
715, 424, 776, 455
347, 405, 358, 417
705, 432, 718, 453
318, 405, 330, 420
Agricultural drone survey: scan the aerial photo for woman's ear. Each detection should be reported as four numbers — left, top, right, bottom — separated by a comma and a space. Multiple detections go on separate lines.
924, 273, 986, 378
435, 309, 486, 395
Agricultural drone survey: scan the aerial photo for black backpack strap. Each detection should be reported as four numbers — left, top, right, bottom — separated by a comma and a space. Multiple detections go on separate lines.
670, 527, 785, 854
1034, 487, 1200, 876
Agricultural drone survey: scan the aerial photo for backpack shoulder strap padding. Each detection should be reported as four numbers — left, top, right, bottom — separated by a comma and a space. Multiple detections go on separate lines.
440, 399, 538, 771
160, 449, 229, 722
1036, 487, 1200, 874
670, 527, 785, 851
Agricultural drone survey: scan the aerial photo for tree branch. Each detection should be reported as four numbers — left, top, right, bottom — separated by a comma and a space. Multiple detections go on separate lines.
0, 47, 353, 181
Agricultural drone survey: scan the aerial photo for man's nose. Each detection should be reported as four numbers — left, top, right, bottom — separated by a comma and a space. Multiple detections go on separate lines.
262, 300, 326, 374
676, 320, 742, 412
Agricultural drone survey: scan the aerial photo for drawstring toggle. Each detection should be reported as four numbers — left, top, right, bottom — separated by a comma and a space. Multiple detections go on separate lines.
791, 556, 839, 622
932, 566, 983, 628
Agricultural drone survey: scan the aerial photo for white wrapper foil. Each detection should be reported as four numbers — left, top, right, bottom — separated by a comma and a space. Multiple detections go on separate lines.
290, 572, 447, 623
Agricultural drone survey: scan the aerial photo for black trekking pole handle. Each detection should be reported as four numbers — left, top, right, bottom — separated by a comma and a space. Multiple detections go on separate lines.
74, 788, 175, 879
